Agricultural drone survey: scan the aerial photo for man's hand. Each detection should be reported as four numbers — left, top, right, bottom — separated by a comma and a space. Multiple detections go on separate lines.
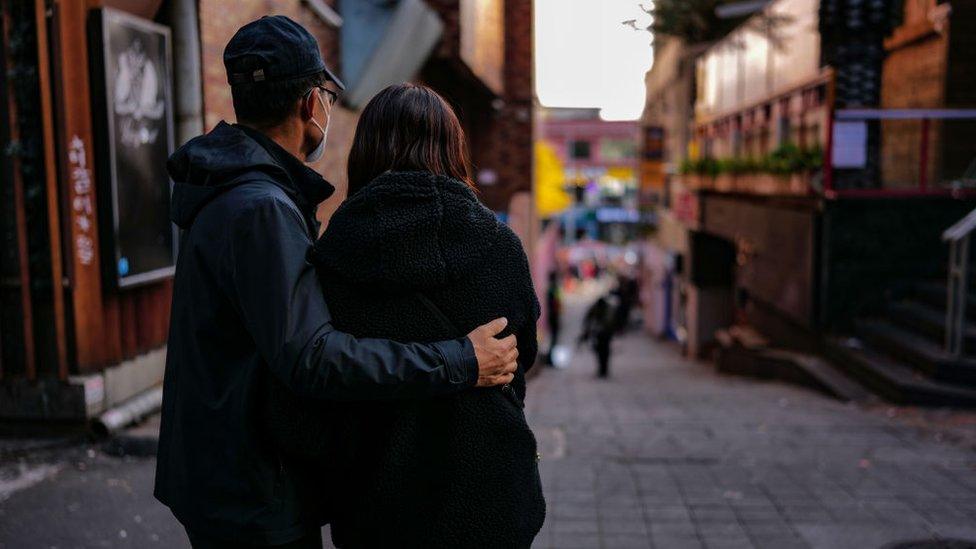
468, 318, 518, 387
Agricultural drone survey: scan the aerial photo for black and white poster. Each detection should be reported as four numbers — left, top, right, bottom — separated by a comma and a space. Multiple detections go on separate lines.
91, 7, 175, 288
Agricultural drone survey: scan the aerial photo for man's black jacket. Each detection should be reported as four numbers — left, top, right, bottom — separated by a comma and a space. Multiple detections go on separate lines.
154, 122, 478, 545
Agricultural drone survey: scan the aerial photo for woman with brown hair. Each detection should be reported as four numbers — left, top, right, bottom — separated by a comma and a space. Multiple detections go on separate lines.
269, 83, 545, 548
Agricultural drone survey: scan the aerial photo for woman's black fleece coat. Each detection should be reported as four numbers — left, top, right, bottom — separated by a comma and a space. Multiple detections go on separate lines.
268, 171, 545, 548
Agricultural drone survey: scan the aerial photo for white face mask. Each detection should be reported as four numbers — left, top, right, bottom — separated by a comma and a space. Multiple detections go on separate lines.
305, 89, 329, 164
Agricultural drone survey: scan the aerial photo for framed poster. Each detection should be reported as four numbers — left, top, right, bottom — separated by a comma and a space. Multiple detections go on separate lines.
89, 7, 175, 288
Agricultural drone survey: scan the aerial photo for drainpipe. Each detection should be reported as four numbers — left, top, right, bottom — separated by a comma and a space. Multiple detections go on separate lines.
168, 0, 203, 145
92, 387, 163, 436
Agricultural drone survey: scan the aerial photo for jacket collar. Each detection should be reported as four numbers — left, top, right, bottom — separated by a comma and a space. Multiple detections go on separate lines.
236, 124, 334, 228
313, 171, 500, 291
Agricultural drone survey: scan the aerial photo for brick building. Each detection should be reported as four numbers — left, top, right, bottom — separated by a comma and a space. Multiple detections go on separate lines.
538, 107, 642, 244
880, 0, 976, 187
640, 0, 976, 406
198, 0, 533, 223
0, 0, 535, 423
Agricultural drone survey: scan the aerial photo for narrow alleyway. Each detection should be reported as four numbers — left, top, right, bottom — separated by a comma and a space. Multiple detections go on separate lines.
528, 299, 976, 549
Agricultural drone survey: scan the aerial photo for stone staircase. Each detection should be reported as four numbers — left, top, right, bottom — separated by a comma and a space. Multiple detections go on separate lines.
824, 279, 976, 407
715, 207, 976, 407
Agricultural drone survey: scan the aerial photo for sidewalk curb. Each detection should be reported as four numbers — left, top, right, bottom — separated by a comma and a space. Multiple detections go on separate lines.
101, 433, 158, 458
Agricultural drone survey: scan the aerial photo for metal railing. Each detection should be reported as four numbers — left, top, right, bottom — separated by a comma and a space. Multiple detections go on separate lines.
825, 109, 976, 198
942, 208, 976, 357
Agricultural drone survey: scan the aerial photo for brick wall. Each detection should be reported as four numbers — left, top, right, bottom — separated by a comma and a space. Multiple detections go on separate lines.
199, 0, 534, 218
879, 0, 976, 185
880, 0, 948, 186
197, 0, 355, 204
469, 0, 534, 212
424, 0, 461, 59
944, 1, 976, 182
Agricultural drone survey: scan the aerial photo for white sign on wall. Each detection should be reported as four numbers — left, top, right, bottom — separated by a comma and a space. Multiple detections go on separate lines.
832, 121, 868, 169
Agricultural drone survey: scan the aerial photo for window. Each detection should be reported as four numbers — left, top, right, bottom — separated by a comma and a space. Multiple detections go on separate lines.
569, 140, 591, 160
601, 138, 637, 161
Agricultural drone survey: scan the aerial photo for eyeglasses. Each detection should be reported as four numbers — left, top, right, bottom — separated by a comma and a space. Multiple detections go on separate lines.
315, 86, 339, 106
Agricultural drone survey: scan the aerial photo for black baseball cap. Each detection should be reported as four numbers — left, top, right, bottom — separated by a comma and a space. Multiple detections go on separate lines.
223, 15, 345, 90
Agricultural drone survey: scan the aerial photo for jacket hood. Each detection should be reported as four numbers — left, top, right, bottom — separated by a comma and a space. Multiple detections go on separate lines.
313, 171, 501, 291
168, 122, 293, 228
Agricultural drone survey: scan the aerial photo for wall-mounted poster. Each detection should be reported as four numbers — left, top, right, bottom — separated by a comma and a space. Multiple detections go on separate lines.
89, 7, 175, 288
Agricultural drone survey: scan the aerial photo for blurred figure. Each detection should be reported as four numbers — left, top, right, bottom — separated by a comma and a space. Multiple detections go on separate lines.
580, 294, 619, 378
545, 270, 563, 366
568, 262, 581, 282
613, 273, 640, 332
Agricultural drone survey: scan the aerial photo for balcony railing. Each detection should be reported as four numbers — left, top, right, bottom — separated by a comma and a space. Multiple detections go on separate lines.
824, 109, 976, 198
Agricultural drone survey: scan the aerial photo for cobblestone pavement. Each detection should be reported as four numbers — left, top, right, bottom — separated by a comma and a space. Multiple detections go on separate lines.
527, 326, 976, 549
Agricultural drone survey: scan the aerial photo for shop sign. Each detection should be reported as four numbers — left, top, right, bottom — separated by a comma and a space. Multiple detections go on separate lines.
90, 8, 176, 288
68, 135, 96, 266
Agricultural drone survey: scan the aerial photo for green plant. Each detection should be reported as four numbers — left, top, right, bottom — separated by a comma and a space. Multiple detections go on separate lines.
630, 1, 795, 46
642, 1, 744, 44
719, 157, 761, 175
679, 157, 720, 177
762, 143, 823, 175
691, 145, 824, 178
802, 145, 824, 171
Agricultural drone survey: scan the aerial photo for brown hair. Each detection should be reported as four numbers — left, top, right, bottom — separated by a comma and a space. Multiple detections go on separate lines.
346, 83, 474, 196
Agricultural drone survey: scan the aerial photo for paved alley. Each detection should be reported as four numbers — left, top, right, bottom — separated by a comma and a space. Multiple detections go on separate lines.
4, 306, 976, 548
527, 324, 976, 549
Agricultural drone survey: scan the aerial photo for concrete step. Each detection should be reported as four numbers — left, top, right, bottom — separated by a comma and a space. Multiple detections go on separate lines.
761, 349, 875, 404
886, 300, 976, 353
715, 329, 874, 404
854, 319, 976, 386
913, 281, 976, 319
824, 337, 976, 407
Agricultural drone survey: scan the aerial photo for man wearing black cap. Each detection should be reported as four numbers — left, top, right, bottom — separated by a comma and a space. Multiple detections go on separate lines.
155, 16, 519, 548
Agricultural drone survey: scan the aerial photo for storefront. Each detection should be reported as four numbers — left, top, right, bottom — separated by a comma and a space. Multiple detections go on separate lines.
1, 0, 535, 422
1, 0, 194, 421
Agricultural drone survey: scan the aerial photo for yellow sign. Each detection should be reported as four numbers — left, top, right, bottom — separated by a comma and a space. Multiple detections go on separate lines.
534, 141, 571, 218
605, 166, 635, 181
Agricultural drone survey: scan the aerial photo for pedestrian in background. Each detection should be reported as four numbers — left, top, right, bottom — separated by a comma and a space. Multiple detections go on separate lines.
545, 269, 563, 366
613, 273, 640, 332
580, 294, 619, 378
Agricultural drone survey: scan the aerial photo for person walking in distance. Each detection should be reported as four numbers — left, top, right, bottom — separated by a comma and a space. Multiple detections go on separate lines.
545, 270, 563, 366
580, 294, 618, 378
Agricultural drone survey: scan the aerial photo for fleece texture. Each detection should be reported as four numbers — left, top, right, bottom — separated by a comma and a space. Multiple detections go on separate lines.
269, 171, 545, 548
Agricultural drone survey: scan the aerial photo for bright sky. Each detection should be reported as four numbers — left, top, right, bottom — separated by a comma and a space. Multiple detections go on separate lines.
535, 0, 654, 121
